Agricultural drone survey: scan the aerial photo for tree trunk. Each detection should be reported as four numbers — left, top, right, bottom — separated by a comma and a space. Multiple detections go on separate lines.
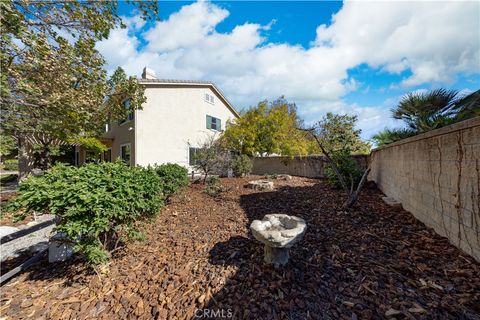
41, 144, 51, 170
342, 168, 371, 208
17, 135, 34, 180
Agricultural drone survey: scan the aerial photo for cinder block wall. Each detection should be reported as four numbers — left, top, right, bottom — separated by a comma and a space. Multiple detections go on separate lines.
369, 117, 480, 261
252, 155, 368, 178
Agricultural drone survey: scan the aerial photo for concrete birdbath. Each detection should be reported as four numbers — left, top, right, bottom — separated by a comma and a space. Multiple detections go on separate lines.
250, 214, 307, 266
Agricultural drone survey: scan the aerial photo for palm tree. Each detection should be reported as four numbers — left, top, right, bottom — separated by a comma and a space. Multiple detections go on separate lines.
372, 89, 479, 146
371, 128, 416, 147
451, 89, 480, 121
392, 89, 460, 133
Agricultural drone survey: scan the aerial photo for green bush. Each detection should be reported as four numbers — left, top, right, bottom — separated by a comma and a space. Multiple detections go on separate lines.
8, 161, 164, 266
324, 150, 363, 188
3, 159, 18, 171
204, 175, 222, 197
232, 154, 252, 177
153, 163, 189, 197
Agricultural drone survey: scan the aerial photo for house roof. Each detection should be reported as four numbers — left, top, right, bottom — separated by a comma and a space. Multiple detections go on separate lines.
137, 78, 240, 118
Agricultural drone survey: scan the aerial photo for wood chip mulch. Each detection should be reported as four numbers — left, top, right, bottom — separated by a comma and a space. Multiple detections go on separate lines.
1, 176, 479, 319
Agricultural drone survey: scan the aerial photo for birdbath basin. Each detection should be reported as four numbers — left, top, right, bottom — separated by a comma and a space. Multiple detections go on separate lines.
250, 214, 306, 266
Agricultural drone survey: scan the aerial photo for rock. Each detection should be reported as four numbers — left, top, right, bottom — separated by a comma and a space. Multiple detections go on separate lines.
382, 197, 402, 211
31, 168, 44, 177
250, 214, 307, 266
246, 180, 274, 191
276, 174, 292, 181
48, 232, 74, 263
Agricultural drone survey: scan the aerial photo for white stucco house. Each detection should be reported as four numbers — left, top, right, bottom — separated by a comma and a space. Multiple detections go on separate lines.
75, 67, 239, 169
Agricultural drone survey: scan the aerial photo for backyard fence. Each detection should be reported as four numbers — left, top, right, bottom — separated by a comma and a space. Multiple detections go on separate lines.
251, 154, 369, 178
369, 117, 480, 261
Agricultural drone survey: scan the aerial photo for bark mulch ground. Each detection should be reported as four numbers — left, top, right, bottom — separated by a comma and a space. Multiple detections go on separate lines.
0, 176, 479, 319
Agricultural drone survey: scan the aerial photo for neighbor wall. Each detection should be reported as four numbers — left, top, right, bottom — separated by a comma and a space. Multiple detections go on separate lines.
369, 117, 480, 261
252, 155, 368, 178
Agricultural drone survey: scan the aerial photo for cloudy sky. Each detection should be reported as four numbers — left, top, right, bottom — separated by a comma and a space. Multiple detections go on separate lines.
97, 1, 480, 140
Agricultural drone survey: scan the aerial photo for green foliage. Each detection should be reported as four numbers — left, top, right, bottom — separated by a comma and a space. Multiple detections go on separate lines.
0, 134, 16, 157
8, 161, 164, 265
193, 135, 231, 183
314, 113, 371, 155
3, 159, 18, 171
371, 128, 416, 147
153, 163, 189, 197
0, 1, 156, 175
373, 89, 479, 146
222, 97, 318, 156
392, 89, 480, 133
75, 137, 108, 162
325, 150, 362, 188
232, 154, 252, 177
204, 175, 223, 197
309, 113, 371, 208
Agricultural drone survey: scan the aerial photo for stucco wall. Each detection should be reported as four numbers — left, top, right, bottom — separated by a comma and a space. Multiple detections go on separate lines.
369, 117, 480, 261
252, 155, 369, 178
103, 119, 135, 165
135, 85, 237, 169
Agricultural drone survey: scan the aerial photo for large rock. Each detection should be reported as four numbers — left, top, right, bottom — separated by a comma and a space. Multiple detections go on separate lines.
250, 214, 306, 266
246, 180, 274, 191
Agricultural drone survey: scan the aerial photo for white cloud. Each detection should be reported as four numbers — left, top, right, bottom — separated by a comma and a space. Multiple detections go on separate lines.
315, 1, 480, 86
96, 1, 479, 139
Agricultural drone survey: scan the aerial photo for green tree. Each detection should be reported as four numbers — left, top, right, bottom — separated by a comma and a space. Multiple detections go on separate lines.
372, 89, 479, 147
371, 128, 416, 147
222, 97, 318, 156
0, 1, 157, 177
392, 88, 479, 133
304, 113, 371, 208
314, 113, 371, 155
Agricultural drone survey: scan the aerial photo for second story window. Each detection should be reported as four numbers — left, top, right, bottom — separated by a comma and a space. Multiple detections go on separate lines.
205, 93, 215, 104
119, 99, 134, 125
206, 115, 221, 131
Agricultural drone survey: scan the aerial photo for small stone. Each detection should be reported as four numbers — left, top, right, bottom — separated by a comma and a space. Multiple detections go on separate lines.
246, 180, 274, 191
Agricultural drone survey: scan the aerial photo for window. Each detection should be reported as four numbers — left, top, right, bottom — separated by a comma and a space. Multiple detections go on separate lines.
120, 144, 131, 164
205, 93, 215, 104
103, 148, 112, 162
189, 147, 200, 166
206, 115, 221, 131
119, 99, 134, 125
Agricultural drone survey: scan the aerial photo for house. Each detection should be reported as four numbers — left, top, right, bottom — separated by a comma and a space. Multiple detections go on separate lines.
75, 67, 239, 169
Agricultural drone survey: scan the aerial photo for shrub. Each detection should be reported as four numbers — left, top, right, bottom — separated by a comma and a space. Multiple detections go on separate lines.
204, 175, 222, 197
153, 163, 189, 197
324, 150, 363, 189
8, 161, 164, 266
3, 159, 18, 171
232, 154, 252, 177
192, 135, 232, 183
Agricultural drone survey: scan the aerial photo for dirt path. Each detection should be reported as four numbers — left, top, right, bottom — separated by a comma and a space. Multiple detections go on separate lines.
1, 177, 478, 319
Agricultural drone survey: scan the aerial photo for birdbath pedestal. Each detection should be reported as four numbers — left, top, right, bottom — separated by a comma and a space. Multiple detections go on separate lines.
250, 214, 306, 267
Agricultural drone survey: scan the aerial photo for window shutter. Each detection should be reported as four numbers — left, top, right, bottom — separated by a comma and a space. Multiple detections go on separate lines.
206, 115, 212, 129
218, 118, 221, 131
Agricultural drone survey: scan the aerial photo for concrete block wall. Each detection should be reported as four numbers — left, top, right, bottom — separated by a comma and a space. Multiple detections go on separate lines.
369, 117, 480, 261
252, 155, 368, 178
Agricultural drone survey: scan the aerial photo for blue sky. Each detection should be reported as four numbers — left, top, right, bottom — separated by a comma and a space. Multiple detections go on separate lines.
100, 1, 480, 141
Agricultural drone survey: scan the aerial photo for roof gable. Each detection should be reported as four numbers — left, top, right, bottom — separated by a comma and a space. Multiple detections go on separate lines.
137, 79, 240, 118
